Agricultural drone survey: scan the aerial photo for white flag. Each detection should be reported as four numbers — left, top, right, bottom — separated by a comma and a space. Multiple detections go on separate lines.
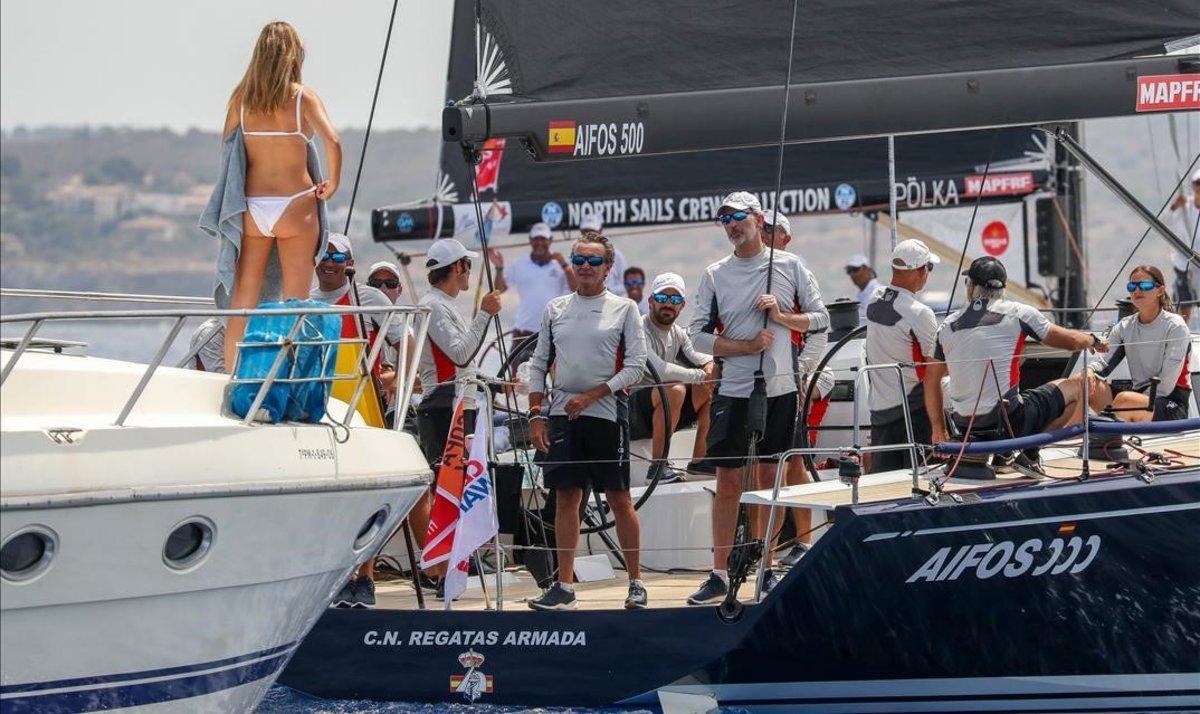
443, 400, 498, 607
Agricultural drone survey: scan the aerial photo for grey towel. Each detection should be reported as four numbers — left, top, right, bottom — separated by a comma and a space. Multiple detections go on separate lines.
198, 127, 329, 308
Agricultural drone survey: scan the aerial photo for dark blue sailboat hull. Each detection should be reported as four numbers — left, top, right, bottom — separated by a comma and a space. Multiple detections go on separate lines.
280, 472, 1200, 711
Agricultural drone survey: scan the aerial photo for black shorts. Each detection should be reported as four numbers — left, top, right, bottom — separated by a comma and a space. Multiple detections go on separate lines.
415, 405, 476, 468
1173, 268, 1197, 304
628, 384, 699, 440
868, 408, 932, 473
1111, 383, 1192, 422
1008, 383, 1066, 437
706, 392, 798, 468
538, 415, 630, 492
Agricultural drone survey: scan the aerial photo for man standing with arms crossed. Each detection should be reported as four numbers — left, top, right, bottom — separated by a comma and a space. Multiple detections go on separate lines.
686, 192, 829, 605
527, 232, 648, 610
864, 239, 940, 472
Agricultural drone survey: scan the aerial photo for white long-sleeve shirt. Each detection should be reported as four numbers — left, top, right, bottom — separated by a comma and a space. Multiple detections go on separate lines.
688, 248, 829, 398
528, 290, 647, 422
642, 315, 712, 385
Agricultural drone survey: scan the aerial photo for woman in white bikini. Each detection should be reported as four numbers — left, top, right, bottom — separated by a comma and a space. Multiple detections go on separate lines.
221, 21, 342, 370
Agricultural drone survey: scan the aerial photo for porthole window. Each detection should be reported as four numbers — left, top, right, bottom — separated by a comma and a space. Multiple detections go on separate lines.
163, 518, 214, 570
353, 506, 390, 551
1, 527, 57, 582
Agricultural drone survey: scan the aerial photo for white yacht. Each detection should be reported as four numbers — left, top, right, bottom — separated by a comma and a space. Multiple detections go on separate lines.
0, 302, 431, 712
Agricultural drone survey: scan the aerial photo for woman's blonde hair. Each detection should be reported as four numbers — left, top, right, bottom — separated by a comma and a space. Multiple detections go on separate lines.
1130, 264, 1175, 313
230, 22, 304, 115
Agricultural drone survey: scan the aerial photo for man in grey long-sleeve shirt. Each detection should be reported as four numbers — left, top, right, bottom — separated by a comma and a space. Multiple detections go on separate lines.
527, 232, 648, 611
629, 272, 716, 480
685, 191, 830, 606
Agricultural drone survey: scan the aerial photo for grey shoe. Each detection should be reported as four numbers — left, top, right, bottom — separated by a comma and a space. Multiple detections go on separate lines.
686, 572, 729, 605
625, 579, 648, 610
529, 581, 577, 611
647, 461, 683, 484
780, 542, 809, 568
351, 576, 376, 609
331, 579, 355, 608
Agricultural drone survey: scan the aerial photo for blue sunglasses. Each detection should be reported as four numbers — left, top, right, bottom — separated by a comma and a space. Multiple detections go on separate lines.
718, 211, 749, 225
321, 251, 349, 264
570, 254, 606, 267
1126, 279, 1159, 293
651, 292, 684, 305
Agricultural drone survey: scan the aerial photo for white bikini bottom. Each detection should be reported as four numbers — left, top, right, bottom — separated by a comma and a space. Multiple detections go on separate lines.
246, 187, 315, 237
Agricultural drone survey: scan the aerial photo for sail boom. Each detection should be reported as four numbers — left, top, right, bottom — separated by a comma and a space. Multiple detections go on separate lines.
445, 57, 1198, 160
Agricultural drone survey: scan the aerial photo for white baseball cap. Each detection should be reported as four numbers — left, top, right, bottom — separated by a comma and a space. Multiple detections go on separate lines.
845, 253, 871, 269
367, 261, 401, 279
891, 239, 941, 270
579, 215, 603, 232
650, 272, 686, 296
719, 191, 762, 214
763, 209, 791, 235
529, 222, 552, 239
1193, 167, 1200, 184
326, 232, 352, 255
424, 239, 479, 270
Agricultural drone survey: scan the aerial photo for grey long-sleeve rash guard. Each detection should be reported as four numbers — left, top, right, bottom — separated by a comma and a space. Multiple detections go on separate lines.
528, 291, 648, 422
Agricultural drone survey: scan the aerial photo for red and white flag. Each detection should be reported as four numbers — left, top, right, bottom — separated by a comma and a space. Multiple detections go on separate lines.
418, 396, 498, 608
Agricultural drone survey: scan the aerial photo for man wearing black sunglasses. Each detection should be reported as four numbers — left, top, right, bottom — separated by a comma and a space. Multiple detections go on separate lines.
686, 191, 829, 605
629, 272, 715, 482
366, 260, 403, 304
527, 232, 648, 611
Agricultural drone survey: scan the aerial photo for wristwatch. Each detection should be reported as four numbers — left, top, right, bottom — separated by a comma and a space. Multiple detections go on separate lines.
1090, 333, 1101, 349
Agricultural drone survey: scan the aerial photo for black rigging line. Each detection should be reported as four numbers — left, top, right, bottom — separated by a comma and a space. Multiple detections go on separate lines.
341, 0, 400, 235
945, 129, 1001, 312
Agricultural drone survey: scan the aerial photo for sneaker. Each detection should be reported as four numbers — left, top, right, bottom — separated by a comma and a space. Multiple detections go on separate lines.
415, 572, 438, 591
352, 576, 376, 609
625, 579, 648, 610
761, 568, 779, 595
647, 461, 680, 483
528, 582, 577, 611
686, 572, 729, 605
330, 579, 355, 608
780, 542, 809, 568
686, 459, 718, 475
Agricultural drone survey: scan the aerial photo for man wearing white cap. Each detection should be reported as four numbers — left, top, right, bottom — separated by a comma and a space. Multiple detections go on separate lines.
629, 272, 716, 481
1168, 167, 1200, 324
580, 213, 630, 296
686, 191, 829, 605
313, 233, 415, 609
845, 253, 881, 325
491, 222, 575, 342
366, 261, 404, 304
864, 239, 940, 473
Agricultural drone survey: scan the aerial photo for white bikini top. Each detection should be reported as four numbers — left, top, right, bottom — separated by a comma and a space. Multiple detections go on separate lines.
241, 87, 313, 141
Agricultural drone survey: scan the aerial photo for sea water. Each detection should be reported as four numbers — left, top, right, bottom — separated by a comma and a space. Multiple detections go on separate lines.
259, 685, 686, 713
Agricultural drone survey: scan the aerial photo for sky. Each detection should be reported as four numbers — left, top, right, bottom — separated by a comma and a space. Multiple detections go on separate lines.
0, 0, 453, 132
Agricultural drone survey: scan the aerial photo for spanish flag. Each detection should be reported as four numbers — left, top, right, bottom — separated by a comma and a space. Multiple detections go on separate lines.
548, 120, 576, 154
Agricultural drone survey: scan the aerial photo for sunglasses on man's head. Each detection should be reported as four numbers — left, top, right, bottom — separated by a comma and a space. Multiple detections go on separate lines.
1127, 279, 1159, 293
624, 278, 645, 287
570, 254, 606, 267
322, 251, 349, 264
718, 211, 749, 225
651, 292, 684, 305
368, 278, 400, 290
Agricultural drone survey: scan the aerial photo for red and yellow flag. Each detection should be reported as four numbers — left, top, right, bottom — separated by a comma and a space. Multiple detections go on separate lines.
547, 120, 576, 154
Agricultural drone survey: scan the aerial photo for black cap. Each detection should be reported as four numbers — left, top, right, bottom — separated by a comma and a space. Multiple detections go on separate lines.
962, 256, 1007, 289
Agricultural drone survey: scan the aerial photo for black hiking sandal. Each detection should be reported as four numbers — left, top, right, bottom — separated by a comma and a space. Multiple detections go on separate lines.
528, 582, 577, 611
686, 572, 729, 605
625, 579, 648, 609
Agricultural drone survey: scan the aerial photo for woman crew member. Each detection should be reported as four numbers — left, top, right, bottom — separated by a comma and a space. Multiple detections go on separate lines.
221, 21, 342, 370
1086, 265, 1193, 422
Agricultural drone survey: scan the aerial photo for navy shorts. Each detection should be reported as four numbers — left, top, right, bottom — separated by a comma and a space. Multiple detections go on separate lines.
706, 393, 797, 468
538, 415, 631, 492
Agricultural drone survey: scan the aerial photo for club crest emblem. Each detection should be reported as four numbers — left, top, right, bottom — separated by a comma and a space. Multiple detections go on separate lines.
449, 648, 493, 702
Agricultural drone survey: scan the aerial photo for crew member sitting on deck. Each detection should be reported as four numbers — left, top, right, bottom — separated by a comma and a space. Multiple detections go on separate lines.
1082, 265, 1193, 422
686, 192, 829, 605
923, 256, 1098, 446
624, 266, 649, 315
311, 233, 411, 608
865, 239, 940, 473
527, 231, 648, 611
630, 272, 716, 482
762, 208, 826, 567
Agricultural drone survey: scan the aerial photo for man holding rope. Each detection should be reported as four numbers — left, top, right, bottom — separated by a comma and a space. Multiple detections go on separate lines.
686, 192, 829, 605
